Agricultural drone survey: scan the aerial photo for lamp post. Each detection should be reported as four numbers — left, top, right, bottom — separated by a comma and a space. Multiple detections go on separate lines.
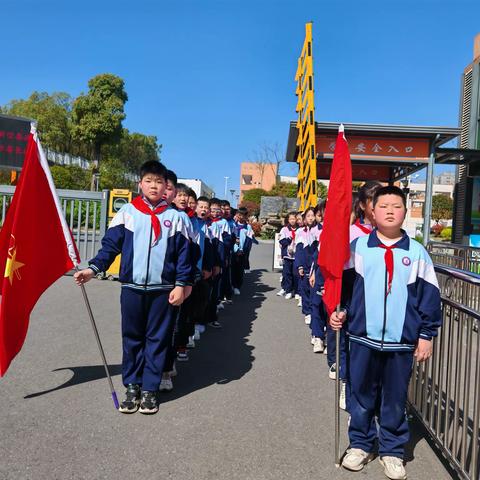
230, 189, 236, 204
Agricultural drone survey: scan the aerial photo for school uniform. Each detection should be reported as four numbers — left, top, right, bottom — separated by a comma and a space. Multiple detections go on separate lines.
278, 226, 296, 294
309, 225, 327, 339
206, 217, 226, 323
294, 226, 315, 316
342, 229, 441, 458
88, 197, 192, 392
220, 217, 235, 301
232, 222, 248, 290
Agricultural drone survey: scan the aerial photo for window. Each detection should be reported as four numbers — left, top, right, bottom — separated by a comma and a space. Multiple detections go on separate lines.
242, 175, 253, 185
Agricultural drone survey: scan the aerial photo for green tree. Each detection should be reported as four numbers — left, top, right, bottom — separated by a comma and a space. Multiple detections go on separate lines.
270, 181, 297, 198
50, 165, 91, 190
72, 74, 128, 170
2, 91, 73, 152
242, 188, 269, 205
98, 157, 136, 191
431, 194, 453, 223
317, 181, 328, 199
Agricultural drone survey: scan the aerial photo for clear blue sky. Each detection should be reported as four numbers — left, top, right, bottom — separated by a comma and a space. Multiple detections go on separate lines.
1, 0, 479, 199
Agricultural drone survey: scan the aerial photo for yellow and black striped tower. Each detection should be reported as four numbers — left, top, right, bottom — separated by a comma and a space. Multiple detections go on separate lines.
295, 22, 317, 210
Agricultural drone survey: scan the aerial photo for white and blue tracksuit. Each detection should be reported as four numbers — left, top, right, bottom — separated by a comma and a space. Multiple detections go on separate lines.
294, 226, 316, 315
342, 230, 441, 458
232, 222, 250, 289
221, 218, 235, 300
88, 201, 192, 392
279, 226, 296, 294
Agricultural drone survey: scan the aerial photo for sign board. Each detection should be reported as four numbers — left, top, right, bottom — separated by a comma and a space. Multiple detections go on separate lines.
0, 115, 32, 169
272, 233, 283, 271
108, 189, 132, 218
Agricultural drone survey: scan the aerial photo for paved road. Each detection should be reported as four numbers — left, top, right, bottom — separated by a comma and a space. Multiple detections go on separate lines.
0, 241, 453, 479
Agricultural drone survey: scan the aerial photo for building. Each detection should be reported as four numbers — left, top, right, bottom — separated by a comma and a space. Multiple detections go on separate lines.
178, 178, 215, 198
239, 162, 277, 201
433, 171, 455, 185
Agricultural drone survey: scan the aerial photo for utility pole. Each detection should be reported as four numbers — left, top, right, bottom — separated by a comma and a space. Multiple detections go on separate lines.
224, 176, 229, 198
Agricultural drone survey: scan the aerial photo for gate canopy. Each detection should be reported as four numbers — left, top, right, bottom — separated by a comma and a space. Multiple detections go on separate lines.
286, 121, 461, 182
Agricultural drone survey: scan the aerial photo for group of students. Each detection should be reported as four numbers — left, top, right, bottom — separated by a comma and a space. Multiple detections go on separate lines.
74, 160, 255, 415
276, 181, 442, 480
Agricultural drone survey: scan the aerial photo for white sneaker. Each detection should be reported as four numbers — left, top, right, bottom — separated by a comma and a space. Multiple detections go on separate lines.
323, 345, 328, 355
284, 292, 293, 300
379, 456, 407, 480
304, 314, 311, 325
339, 381, 346, 410
195, 324, 206, 334
310, 336, 316, 345
169, 364, 177, 377
233, 288, 241, 295
329, 363, 337, 380
277, 289, 286, 296
187, 336, 195, 349
342, 448, 374, 471
244, 269, 250, 273
313, 337, 324, 353
160, 374, 173, 392
295, 294, 301, 300
297, 298, 302, 307
218, 303, 225, 310
194, 329, 201, 341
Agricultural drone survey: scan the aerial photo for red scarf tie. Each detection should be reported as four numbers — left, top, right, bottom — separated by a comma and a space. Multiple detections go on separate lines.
185, 207, 195, 218
378, 243, 398, 296
289, 226, 296, 241
132, 196, 169, 245
211, 217, 222, 223
355, 219, 372, 235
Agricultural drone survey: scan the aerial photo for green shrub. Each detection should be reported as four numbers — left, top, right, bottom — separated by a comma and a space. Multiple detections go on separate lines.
440, 227, 452, 241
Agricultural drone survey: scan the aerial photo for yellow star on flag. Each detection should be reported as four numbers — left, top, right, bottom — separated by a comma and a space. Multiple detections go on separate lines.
4, 239, 25, 285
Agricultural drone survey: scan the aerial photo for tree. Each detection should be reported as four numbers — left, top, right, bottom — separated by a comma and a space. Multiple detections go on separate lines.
431, 194, 453, 223
270, 181, 297, 198
50, 165, 90, 190
72, 74, 128, 188
317, 181, 328, 199
242, 188, 269, 205
2, 91, 73, 153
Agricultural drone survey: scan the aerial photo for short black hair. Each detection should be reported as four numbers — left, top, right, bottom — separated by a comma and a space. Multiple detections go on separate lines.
221, 200, 231, 207
237, 207, 248, 216
373, 185, 407, 208
197, 196, 211, 205
210, 197, 222, 207
284, 211, 297, 225
188, 188, 197, 201
140, 160, 167, 180
355, 181, 383, 219
165, 169, 177, 187
175, 182, 189, 194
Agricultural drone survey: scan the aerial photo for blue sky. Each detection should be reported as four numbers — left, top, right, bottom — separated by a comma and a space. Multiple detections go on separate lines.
1, 0, 479, 200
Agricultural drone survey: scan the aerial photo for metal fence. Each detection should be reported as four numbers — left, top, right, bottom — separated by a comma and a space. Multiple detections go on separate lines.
428, 241, 480, 274
409, 264, 480, 479
0, 185, 109, 268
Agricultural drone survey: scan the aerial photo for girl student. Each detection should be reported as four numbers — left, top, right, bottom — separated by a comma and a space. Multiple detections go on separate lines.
294, 207, 317, 324
277, 212, 297, 298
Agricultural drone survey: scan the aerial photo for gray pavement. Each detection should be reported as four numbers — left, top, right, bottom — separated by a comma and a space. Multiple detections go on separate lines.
0, 242, 453, 479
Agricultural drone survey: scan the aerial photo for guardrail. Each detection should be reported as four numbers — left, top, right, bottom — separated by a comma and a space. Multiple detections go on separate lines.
408, 264, 480, 480
428, 241, 480, 274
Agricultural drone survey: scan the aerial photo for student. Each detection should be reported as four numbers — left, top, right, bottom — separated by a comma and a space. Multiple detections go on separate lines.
231, 207, 249, 294
206, 198, 226, 328
330, 186, 441, 479
277, 212, 297, 298
220, 200, 235, 303
294, 207, 316, 324
74, 161, 191, 415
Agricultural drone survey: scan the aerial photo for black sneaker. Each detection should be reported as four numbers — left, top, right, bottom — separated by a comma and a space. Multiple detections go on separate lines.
177, 349, 189, 362
139, 390, 159, 414
208, 320, 222, 329
118, 384, 141, 414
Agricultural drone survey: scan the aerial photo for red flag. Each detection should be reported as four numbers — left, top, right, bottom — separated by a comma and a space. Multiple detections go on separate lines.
318, 125, 352, 316
0, 127, 79, 376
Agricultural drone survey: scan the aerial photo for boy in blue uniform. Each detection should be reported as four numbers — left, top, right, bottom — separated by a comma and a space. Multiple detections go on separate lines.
231, 207, 249, 293
330, 186, 441, 479
74, 161, 192, 415
220, 200, 235, 303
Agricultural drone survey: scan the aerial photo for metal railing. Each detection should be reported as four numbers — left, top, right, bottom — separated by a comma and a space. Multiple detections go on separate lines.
428, 241, 480, 274
409, 264, 480, 479
0, 186, 109, 267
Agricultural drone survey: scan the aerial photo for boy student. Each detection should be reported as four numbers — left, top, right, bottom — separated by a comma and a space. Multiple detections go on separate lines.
74, 161, 192, 415
220, 200, 235, 304
330, 186, 441, 479
206, 197, 226, 328
231, 207, 249, 294
277, 212, 297, 298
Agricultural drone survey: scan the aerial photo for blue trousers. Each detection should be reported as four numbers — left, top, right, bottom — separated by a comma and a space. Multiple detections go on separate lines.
309, 274, 326, 339
120, 288, 176, 392
299, 274, 311, 315
348, 341, 413, 458
281, 258, 294, 293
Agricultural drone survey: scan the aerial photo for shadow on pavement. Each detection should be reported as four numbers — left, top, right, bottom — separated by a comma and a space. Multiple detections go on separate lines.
25, 268, 273, 403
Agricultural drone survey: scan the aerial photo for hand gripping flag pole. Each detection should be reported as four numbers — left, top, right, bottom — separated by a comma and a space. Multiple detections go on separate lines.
317, 124, 353, 467
31, 125, 118, 409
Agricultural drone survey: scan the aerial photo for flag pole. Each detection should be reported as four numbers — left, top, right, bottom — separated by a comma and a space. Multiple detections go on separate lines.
76, 268, 119, 410
335, 305, 341, 467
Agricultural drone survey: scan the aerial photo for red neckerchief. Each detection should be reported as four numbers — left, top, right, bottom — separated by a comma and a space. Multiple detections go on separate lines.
185, 207, 195, 218
288, 225, 296, 241
355, 219, 372, 235
132, 196, 168, 245
378, 243, 398, 296
211, 217, 222, 223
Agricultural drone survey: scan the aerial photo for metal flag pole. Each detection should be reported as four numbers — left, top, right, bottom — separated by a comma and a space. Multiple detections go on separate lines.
77, 268, 119, 410
335, 305, 341, 468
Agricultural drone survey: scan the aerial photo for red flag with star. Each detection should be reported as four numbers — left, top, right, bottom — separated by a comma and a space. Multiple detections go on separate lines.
0, 126, 79, 376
